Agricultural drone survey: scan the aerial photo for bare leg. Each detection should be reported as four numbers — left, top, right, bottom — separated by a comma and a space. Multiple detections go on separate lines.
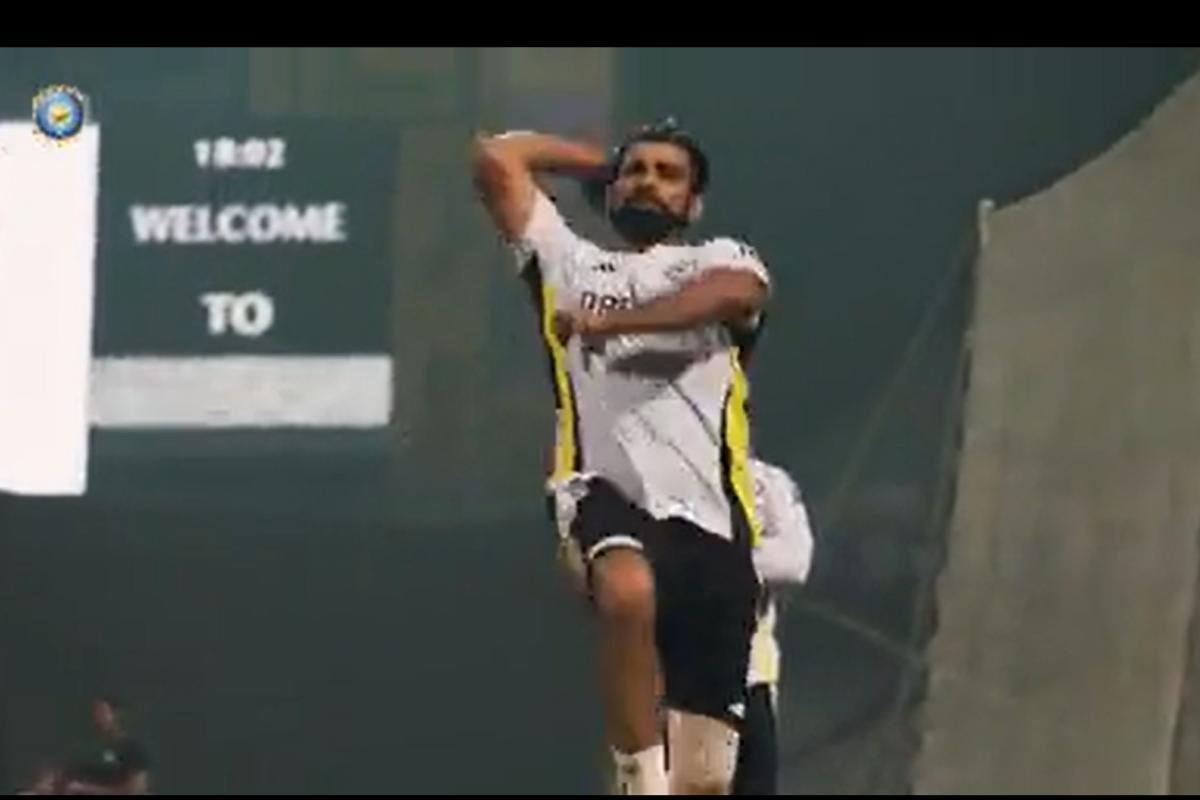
591, 547, 667, 794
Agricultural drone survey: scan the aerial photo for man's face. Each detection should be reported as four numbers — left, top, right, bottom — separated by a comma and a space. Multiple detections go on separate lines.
609, 141, 698, 225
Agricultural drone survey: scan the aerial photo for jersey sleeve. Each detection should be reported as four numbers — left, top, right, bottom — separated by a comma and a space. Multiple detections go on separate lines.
702, 237, 771, 295
511, 190, 591, 290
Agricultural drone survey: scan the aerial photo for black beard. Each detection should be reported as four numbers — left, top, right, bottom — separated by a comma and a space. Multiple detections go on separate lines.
609, 203, 687, 246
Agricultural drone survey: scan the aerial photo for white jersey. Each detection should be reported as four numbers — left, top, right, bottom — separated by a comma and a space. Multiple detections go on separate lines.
750, 458, 814, 586
746, 458, 815, 687
514, 191, 770, 542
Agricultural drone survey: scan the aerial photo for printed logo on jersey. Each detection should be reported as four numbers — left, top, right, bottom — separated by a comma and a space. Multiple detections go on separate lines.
664, 259, 698, 283
736, 243, 759, 261
580, 290, 634, 311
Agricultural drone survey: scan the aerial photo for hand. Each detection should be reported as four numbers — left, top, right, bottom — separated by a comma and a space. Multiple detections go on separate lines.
553, 309, 610, 348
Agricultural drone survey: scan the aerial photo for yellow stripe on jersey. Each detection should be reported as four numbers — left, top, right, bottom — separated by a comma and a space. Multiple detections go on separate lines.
538, 282, 578, 482
748, 598, 781, 686
724, 347, 761, 546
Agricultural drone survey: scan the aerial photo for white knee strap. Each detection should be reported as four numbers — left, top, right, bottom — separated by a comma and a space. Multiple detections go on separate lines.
666, 710, 740, 794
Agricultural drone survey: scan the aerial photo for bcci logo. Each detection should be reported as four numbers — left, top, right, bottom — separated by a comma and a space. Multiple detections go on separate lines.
32, 85, 87, 143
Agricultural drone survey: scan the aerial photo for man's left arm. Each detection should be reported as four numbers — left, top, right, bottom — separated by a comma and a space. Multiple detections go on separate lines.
560, 237, 769, 342
559, 266, 766, 342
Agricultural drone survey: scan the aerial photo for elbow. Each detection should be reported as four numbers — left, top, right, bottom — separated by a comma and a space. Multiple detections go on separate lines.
472, 138, 520, 203
470, 136, 509, 193
470, 133, 498, 169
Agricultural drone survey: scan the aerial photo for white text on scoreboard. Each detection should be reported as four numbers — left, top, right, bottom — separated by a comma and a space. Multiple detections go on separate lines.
194, 137, 286, 170
199, 291, 276, 337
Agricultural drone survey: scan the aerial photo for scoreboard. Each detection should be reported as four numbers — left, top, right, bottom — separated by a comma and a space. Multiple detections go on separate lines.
91, 114, 398, 429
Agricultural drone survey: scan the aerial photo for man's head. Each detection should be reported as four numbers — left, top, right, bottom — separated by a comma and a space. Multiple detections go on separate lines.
606, 119, 709, 247
92, 696, 124, 739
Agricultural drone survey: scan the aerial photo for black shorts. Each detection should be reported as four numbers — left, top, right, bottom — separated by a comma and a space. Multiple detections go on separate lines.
732, 683, 778, 794
565, 477, 760, 728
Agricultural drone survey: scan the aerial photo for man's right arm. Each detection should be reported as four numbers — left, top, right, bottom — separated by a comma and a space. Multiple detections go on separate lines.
470, 132, 609, 242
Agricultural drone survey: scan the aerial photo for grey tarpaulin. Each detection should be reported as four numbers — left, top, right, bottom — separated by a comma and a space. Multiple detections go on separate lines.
918, 74, 1200, 794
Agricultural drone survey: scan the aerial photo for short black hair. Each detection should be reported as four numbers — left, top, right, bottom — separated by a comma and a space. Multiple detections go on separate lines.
613, 118, 710, 194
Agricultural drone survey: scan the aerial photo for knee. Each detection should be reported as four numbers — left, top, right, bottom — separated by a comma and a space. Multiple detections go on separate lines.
592, 552, 655, 623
